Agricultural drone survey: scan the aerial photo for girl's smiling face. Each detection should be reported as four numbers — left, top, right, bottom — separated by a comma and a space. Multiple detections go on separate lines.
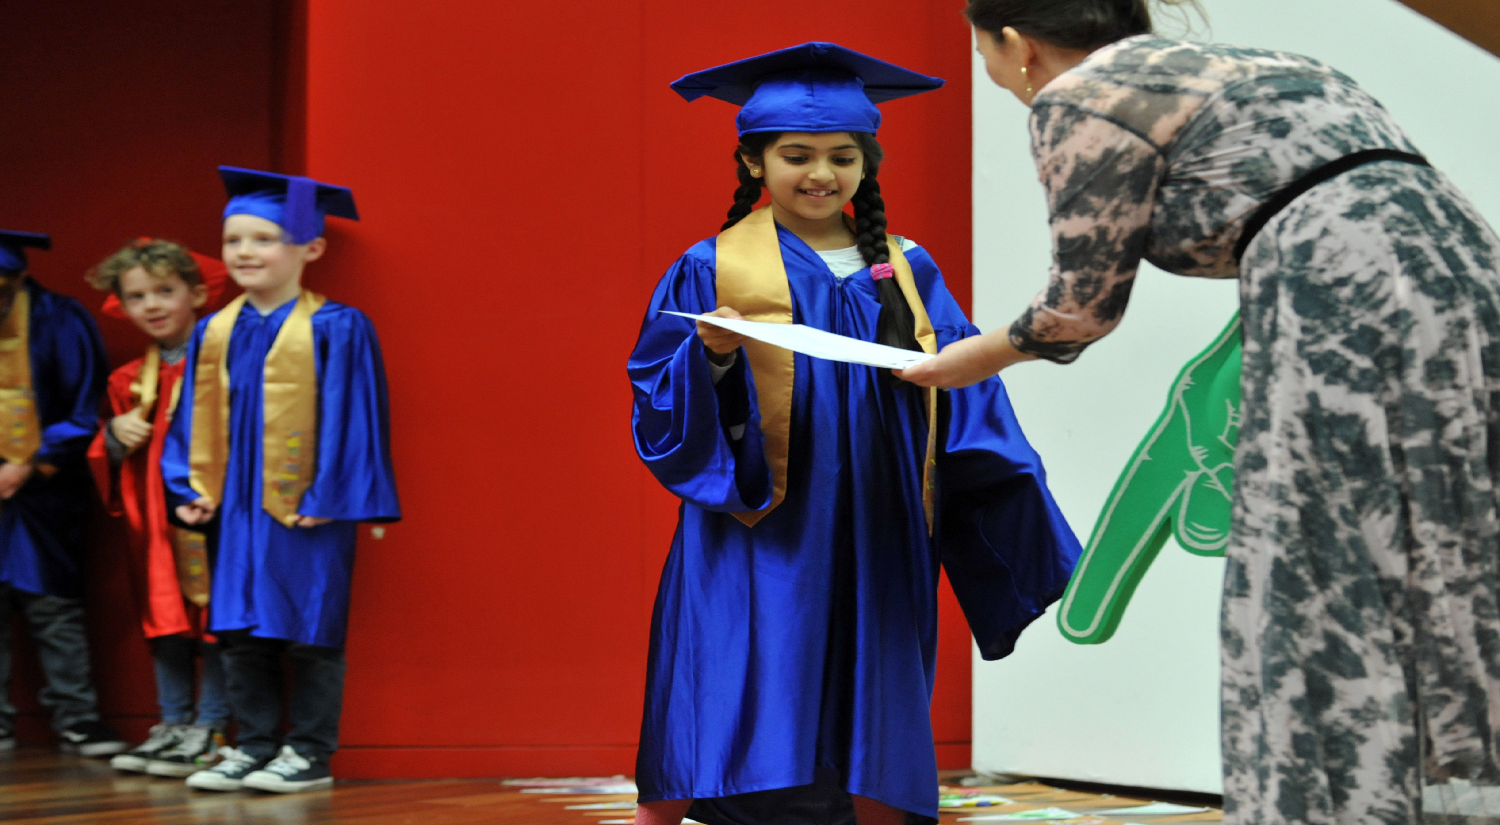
118, 266, 206, 348
750, 132, 864, 226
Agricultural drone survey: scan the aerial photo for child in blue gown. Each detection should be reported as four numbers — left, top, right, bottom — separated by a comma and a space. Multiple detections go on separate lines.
161, 168, 399, 793
628, 44, 1082, 825
0, 230, 123, 756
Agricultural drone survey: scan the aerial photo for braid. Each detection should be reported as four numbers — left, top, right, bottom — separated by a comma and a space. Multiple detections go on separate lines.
722, 152, 763, 231
722, 132, 779, 231
853, 174, 891, 268
851, 135, 921, 359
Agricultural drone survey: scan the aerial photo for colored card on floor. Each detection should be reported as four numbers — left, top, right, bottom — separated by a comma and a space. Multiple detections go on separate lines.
940, 795, 1015, 807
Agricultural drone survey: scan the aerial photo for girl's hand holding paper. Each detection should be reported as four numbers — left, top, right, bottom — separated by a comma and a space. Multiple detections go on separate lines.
695, 306, 749, 359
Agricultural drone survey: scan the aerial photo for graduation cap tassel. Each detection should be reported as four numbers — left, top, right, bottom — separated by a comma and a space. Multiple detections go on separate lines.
282, 176, 320, 245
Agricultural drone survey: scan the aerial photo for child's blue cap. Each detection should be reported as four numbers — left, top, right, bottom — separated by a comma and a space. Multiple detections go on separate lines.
0, 230, 51, 275
219, 166, 360, 245
670, 43, 944, 137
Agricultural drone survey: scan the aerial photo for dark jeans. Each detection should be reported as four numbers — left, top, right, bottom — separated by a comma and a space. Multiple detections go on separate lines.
0, 583, 101, 732
216, 630, 345, 761
150, 635, 229, 729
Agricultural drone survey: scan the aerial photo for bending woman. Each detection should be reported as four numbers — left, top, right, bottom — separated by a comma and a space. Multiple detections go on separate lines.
901, 2, 1500, 823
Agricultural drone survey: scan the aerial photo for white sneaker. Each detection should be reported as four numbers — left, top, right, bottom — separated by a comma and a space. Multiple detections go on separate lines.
111, 723, 187, 773
147, 725, 226, 777
241, 745, 333, 793
185, 747, 265, 791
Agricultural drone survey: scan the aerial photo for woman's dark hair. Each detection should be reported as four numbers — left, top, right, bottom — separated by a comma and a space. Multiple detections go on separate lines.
724, 131, 922, 365
964, 0, 1156, 50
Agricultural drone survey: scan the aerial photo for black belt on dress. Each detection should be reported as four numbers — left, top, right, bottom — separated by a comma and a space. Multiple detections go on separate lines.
1233, 148, 1431, 262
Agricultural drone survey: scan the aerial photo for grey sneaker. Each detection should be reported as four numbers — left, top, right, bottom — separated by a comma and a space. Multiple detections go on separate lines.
59, 721, 128, 757
185, 747, 266, 791
241, 745, 333, 793
0, 726, 14, 752
111, 723, 187, 772
147, 725, 225, 777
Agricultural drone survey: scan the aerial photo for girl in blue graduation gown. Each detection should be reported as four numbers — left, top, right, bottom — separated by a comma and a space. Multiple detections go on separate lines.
628, 44, 1081, 825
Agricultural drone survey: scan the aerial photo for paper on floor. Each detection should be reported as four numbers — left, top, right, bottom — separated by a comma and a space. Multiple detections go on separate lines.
521, 783, 639, 794
1092, 802, 1212, 816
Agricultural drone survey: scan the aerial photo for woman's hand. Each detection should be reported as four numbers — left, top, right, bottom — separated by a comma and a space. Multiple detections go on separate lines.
697, 306, 749, 365
110, 408, 154, 454
897, 327, 1038, 388
176, 497, 217, 525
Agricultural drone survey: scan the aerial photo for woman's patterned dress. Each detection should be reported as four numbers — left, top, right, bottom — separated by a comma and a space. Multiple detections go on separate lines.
1010, 35, 1500, 825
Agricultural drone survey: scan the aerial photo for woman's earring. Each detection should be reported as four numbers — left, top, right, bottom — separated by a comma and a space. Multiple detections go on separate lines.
1021, 66, 1034, 102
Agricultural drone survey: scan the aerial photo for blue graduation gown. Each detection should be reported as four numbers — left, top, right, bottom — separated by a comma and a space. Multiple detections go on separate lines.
0, 280, 107, 598
628, 229, 1081, 819
161, 298, 400, 648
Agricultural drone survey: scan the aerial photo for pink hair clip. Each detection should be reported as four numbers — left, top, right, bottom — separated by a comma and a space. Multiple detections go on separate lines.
870, 263, 895, 281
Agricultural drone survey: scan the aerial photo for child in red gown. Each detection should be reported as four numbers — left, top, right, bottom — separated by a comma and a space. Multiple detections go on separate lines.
87, 239, 232, 777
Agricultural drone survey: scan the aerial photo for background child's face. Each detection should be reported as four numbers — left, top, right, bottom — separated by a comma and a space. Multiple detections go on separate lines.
221, 213, 324, 297
118, 266, 206, 346
755, 132, 865, 225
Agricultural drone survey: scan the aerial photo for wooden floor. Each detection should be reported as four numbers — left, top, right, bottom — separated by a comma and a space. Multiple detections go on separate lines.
1, 746, 1228, 825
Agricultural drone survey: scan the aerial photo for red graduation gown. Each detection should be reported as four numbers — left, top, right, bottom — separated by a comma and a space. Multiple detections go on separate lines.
88, 355, 208, 639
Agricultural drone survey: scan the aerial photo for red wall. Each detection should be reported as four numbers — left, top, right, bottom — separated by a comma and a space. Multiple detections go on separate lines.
2, 0, 974, 778
305, 0, 973, 778
0, 0, 286, 743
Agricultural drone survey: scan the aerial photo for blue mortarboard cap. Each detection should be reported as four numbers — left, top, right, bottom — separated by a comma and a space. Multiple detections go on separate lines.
0, 230, 51, 275
218, 166, 360, 245
671, 42, 944, 136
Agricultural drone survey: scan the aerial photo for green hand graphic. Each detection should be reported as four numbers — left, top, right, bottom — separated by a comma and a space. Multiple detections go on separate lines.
1057, 313, 1241, 645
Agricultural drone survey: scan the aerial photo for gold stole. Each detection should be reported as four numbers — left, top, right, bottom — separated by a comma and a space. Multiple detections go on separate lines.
0, 287, 41, 466
133, 343, 208, 605
128, 343, 184, 423
714, 206, 940, 531
189, 290, 326, 526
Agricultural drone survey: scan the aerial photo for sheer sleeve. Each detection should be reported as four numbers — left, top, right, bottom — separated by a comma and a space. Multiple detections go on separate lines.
1009, 103, 1165, 364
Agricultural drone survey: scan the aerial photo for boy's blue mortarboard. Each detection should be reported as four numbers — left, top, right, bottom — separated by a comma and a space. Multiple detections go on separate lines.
671, 42, 944, 136
218, 166, 360, 245
0, 230, 52, 275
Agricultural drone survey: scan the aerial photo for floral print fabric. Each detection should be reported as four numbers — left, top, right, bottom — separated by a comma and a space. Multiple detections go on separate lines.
1229, 162, 1500, 824
1012, 35, 1418, 362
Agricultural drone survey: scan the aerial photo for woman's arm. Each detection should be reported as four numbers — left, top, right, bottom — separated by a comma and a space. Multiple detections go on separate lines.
904, 105, 1164, 387
898, 326, 1036, 387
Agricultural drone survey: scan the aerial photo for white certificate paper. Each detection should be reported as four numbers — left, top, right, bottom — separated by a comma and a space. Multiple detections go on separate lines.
662, 311, 933, 370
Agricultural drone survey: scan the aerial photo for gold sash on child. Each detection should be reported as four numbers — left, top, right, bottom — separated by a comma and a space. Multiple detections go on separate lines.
0, 288, 41, 466
134, 343, 207, 604
189, 290, 326, 527
714, 206, 939, 531
128, 343, 184, 421
173, 528, 210, 606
